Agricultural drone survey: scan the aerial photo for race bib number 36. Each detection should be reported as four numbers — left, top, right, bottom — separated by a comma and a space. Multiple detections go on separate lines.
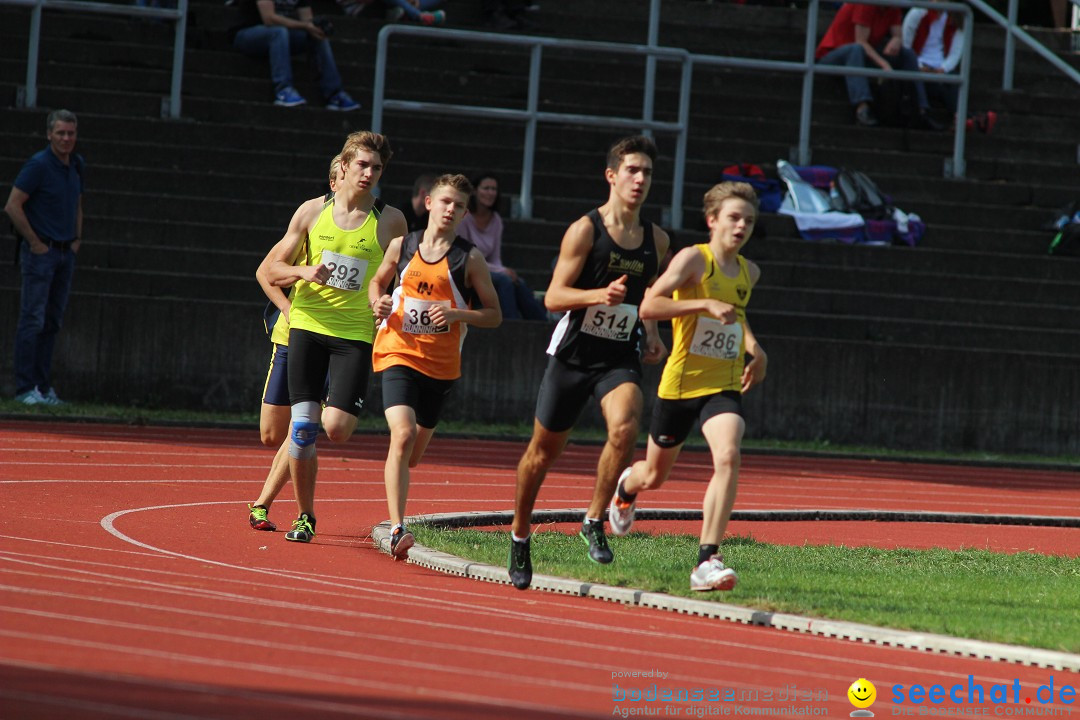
402, 296, 450, 334
581, 303, 637, 342
322, 251, 367, 292
689, 317, 743, 360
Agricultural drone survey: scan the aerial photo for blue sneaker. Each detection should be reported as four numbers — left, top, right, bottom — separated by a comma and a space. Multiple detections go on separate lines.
273, 86, 306, 107
325, 90, 360, 111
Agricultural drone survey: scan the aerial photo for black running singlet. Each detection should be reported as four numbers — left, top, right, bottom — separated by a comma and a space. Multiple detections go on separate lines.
545, 208, 660, 369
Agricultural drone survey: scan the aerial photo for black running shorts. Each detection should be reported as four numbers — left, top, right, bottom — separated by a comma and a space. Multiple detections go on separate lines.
288, 328, 371, 415
649, 391, 743, 448
534, 355, 642, 433
379, 364, 455, 429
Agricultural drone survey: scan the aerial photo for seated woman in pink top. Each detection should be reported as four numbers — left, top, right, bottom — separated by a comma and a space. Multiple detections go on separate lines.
457, 173, 548, 321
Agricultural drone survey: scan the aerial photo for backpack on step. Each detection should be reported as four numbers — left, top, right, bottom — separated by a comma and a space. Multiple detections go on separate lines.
720, 163, 783, 213
830, 168, 894, 221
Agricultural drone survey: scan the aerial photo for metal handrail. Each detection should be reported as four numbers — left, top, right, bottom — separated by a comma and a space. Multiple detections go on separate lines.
967, 0, 1080, 92
371, 24, 693, 229
1, 0, 189, 118
792, 0, 974, 176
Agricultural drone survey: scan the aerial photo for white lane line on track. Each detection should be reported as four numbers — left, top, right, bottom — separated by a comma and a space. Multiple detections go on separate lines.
0, 576, 1062, 703
93, 502, 1077, 684
0, 606, 601, 694
0, 628, 595, 719
0, 545, 1052, 681
0, 580, 843, 693
2, 586, 1046, 706
0, 551, 1066, 695
4, 472, 1076, 513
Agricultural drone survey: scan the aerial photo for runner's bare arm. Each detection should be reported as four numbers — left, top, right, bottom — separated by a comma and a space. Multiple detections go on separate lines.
369, 236, 403, 323
256, 233, 307, 317
741, 320, 767, 392
640, 246, 728, 321
266, 199, 328, 286
639, 223, 672, 363
543, 216, 627, 311
439, 248, 501, 329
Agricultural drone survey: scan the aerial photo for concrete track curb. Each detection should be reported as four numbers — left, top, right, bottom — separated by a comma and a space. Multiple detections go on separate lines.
371, 508, 1080, 672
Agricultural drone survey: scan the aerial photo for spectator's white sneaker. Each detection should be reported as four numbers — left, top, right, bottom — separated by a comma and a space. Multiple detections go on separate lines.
607, 468, 636, 536
690, 556, 738, 592
15, 389, 44, 405
39, 387, 64, 405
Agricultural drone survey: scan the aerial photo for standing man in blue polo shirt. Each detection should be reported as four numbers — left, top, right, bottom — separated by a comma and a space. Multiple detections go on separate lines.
4, 109, 84, 406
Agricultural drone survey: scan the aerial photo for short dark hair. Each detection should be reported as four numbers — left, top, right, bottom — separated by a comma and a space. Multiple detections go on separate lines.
606, 135, 657, 171
430, 173, 474, 198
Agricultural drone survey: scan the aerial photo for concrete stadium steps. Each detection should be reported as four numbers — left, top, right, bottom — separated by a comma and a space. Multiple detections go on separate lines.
75, 241, 263, 279
749, 235, 1077, 282
1, 0, 1078, 383
500, 218, 1076, 285
2, 10, 1072, 137
749, 307, 1080, 354
42, 265, 263, 304
761, 256, 1076, 302
753, 286, 1080, 332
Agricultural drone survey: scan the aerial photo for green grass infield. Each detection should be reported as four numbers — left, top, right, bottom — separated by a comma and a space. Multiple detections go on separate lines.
412, 526, 1080, 653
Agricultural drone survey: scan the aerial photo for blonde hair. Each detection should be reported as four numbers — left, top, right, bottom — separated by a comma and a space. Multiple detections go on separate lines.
703, 181, 759, 220
328, 154, 342, 186
340, 131, 393, 167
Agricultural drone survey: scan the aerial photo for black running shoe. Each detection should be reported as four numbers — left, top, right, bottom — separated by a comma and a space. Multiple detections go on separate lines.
390, 524, 414, 560
284, 513, 315, 543
507, 536, 532, 590
579, 520, 614, 564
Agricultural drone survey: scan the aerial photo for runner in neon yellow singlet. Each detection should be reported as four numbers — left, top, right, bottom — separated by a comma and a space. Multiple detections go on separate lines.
246, 155, 342, 532
264, 131, 408, 543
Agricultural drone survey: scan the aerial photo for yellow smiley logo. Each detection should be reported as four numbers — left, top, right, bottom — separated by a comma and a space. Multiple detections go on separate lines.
848, 678, 877, 709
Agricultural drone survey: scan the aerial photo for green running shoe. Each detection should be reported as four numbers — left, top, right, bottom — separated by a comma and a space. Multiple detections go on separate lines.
579, 520, 613, 564
248, 504, 276, 531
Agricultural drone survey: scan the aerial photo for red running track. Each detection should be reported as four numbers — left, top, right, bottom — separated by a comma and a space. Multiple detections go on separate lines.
1, 421, 1078, 719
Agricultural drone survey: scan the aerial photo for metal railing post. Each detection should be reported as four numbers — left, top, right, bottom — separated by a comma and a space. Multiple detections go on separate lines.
642, 0, 659, 137
520, 43, 542, 221
1003, 0, 1017, 90
23, 0, 43, 107
797, 0, 820, 166
948, 5, 974, 179
371, 25, 390, 134
670, 58, 692, 231
166, 0, 189, 118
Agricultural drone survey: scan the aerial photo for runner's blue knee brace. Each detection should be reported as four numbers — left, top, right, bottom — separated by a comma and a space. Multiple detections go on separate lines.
289, 401, 321, 459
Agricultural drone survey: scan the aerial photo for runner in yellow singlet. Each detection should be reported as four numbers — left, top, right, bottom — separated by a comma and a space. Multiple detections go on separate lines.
608, 181, 768, 592
264, 131, 408, 543
245, 155, 342, 532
